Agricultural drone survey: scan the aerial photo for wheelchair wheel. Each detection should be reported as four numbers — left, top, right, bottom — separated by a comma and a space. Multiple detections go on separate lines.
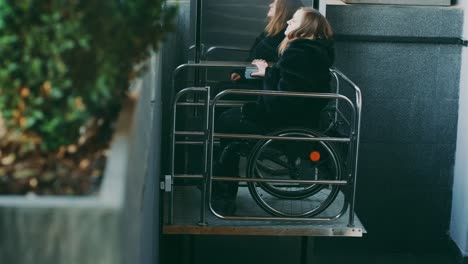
246, 128, 343, 217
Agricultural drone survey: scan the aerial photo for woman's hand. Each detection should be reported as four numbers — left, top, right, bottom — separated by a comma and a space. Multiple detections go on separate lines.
230, 73, 241, 81
251, 59, 268, 77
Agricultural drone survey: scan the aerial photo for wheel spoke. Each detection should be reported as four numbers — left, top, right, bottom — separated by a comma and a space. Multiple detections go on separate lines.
247, 129, 343, 217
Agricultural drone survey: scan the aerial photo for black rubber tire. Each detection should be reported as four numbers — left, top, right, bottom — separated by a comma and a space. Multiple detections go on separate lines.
246, 128, 343, 217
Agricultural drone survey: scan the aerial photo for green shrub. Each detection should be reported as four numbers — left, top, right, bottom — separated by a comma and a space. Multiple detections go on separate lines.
0, 0, 177, 152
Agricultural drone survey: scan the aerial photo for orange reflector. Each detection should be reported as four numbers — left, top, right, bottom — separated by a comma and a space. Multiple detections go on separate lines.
309, 151, 321, 162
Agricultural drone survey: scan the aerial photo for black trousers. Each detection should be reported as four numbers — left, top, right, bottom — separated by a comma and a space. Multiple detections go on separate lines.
212, 107, 266, 201
212, 79, 262, 95
211, 105, 322, 202
211, 78, 262, 200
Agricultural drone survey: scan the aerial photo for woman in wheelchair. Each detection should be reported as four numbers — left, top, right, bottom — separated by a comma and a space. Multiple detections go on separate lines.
212, 8, 336, 216
228, 0, 303, 84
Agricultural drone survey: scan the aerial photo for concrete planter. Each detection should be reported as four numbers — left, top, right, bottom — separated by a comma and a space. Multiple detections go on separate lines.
0, 102, 135, 264
0, 51, 160, 264
340, 0, 450, 6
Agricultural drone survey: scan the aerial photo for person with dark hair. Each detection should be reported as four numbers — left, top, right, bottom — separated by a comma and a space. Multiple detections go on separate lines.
212, 7, 335, 215
248, 7, 334, 125
228, 0, 304, 84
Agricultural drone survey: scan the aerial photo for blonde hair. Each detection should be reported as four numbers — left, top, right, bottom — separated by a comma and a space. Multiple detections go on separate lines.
278, 8, 333, 55
265, 0, 304, 37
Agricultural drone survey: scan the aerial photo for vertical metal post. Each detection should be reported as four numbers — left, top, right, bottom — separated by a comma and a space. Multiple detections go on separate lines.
313, 0, 327, 16
193, 0, 204, 116
168, 99, 177, 225
348, 91, 362, 227
199, 87, 210, 226
332, 71, 340, 125
194, 0, 203, 63
312, 0, 319, 9
206, 89, 217, 219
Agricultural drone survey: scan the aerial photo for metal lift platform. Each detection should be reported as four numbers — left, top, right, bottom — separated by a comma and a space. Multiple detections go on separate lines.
163, 186, 366, 237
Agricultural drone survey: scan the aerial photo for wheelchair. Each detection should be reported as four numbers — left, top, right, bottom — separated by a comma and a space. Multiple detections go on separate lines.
167, 64, 361, 224
245, 127, 343, 217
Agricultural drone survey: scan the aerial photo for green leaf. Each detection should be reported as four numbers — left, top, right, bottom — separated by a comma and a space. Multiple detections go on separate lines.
26, 116, 36, 128
50, 88, 63, 99
32, 110, 44, 120
0, 0, 177, 152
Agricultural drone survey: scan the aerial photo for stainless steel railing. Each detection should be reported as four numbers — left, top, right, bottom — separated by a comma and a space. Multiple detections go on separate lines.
165, 63, 362, 227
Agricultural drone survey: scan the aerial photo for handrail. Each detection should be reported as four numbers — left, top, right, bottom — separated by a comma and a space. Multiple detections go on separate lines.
211, 89, 356, 116
169, 86, 210, 224
205, 88, 356, 223
203, 45, 250, 60
168, 63, 363, 227
330, 68, 362, 226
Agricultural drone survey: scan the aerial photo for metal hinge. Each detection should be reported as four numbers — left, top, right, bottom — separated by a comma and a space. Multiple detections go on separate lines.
160, 175, 172, 192
462, 39, 468, 47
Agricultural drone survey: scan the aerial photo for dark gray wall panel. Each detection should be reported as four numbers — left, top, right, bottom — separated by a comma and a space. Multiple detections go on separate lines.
326, 3, 463, 251
436, 50, 463, 99
360, 97, 458, 144
327, 5, 463, 37
201, 0, 272, 49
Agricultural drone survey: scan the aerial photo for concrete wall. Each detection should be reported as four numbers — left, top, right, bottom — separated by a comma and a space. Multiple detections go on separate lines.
123, 51, 163, 264
159, 0, 192, 175
451, 0, 468, 257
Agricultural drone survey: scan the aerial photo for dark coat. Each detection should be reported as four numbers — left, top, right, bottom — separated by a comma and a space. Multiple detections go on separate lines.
247, 29, 286, 62
243, 38, 335, 128
233, 29, 286, 81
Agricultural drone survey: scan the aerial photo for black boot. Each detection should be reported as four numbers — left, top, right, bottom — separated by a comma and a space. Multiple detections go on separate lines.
211, 143, 240, 215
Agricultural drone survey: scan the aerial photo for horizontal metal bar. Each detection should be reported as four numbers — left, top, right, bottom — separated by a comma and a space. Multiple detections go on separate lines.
215, 89, 351, 100
175, 131, 205, 136
175, 140, 220, 145
179, 61, 253, 69
335, 34, 467, 46
174, 132, 350, 142
175, 141, 204, 145
173, 174, 204, 179
172, 175, 347, 185
217, 215, 336, 222
205, 46, 250, 55
214, 133, 350, 142
176, 101, 248, 107
213, 176, 347, 185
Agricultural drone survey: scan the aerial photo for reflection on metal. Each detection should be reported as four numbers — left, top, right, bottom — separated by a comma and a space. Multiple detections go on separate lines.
176, 100, 254, 107
214, 133, 350, 143
204, 46, 250, 60
212, 176, 347, 185
194, 0, 203, 63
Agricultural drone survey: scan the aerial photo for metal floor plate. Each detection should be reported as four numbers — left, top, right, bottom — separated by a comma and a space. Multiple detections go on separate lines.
163, 186, 366, 237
